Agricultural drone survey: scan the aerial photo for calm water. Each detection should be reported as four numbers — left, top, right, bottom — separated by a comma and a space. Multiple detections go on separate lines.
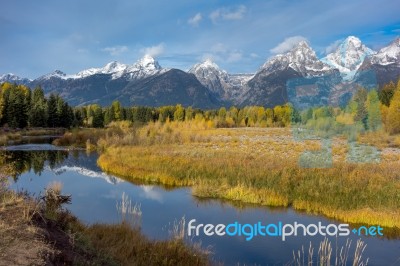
4, 143, 400, 265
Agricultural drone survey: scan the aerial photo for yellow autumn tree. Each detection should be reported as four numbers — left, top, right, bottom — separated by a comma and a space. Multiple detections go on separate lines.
386, 80, 400, 134
173, 104, 185, 121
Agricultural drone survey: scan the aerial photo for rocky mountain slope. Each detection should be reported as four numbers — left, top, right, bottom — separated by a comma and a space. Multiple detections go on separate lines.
240, 41, 341, 107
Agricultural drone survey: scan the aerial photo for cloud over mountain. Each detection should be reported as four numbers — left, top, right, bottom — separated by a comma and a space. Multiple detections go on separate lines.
270, 36, 308, 54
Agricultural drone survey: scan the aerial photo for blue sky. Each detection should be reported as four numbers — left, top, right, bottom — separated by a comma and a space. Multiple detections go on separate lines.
1, 0, 399, 79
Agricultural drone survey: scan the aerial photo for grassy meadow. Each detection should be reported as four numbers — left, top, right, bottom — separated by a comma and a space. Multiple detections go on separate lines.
89, 121, 400, 229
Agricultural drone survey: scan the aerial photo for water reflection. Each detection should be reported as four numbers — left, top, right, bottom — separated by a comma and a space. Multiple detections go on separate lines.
1, 149, 69, 179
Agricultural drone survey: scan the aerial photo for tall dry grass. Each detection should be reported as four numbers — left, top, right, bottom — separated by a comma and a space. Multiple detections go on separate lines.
291, 238, 368, 266
97, 126, 400, 228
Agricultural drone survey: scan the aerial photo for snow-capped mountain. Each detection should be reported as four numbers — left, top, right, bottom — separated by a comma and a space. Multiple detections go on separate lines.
241, 41, 340, 107
75, 61, 128, 79
35, 55, 164, 82
188, 59, 254, 103
321, 36, 375, 80
123, 54, 165, 80
36, 70, 68, 81
2, 36, 400, 108
76, 55, 163, 80
0, 73, 31, 85
355, 37, 400, 89
261, 41, 334, 77
26, 55, 219, 108
188, 59, 231, 99
370, 37, 400, 65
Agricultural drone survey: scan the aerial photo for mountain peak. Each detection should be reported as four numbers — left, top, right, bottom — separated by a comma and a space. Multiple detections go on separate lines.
192, 58, 221, 70
344, 36, 362, 46
0, 73, 32, 85
189, 58, 227, 74
75, 61, 128, 78
0, 73, 17, 79
36, 69, 67, 81
262, 39, 332, 77
203, 58, 219, 67
188, 59, 230, 98
386, 37, 400, 49
103, 61, 127, 73
370, 36, 400, 65
321, 36, 375, 80
295, 40, 311, 49
53, 70, 66, 76
136, 54, 161, 71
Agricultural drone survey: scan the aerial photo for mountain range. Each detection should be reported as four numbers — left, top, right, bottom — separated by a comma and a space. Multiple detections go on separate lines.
1, 36, 399, 109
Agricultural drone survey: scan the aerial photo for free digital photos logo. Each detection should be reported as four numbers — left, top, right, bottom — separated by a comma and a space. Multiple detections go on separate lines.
187, 220, 384, 241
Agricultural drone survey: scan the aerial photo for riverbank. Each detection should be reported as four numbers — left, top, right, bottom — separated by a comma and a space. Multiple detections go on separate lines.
0, 167, 209, 265
92, 122, 400, 229
0, 128, 66, 146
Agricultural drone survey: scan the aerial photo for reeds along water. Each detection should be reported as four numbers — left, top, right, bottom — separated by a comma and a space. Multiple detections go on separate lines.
291, 238, 368, 266
116, 192, 142, 227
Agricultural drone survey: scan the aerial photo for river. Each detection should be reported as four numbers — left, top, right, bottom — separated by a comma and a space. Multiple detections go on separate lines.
3, 142, 400, 265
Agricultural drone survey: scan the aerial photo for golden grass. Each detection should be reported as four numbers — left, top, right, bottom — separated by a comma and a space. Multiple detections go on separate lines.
0, 131, 22, 145
84, 222, 209, 266
98, 126, 400, 229
358, 130, 400, 149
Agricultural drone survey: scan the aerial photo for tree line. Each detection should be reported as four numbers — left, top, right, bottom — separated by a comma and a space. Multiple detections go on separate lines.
0, 83, 74, 128
72, 102, 294, 128
1, 79, 400, 136
295, 79, 400, 136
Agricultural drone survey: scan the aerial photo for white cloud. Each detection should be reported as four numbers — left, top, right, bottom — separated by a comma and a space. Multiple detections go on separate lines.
325, 39, 343, 54
223, 5, 247, 20
270, 36, 308, 54
101, 45, 128, 56
210, 5, 247, 23
201, 53, 220, 62
250, 53, 259, 58
188, 13, 202, 27
140, 185, 163, 203
227, 51, 242, 62
203, 43, 244, 64
209, 10, 220, 24
141, 43, 165, 57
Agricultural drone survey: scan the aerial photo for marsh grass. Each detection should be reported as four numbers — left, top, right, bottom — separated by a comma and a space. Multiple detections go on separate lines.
22, 128, 65, 136
53, 128, 110, 147
291, 238, 368, 266
98, 126, 400, 228
116, 192, 142, 227
0, 131, 22, 145
168, 216, 186, 240
84, 221, 209, 266
0, 128, 65, 145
